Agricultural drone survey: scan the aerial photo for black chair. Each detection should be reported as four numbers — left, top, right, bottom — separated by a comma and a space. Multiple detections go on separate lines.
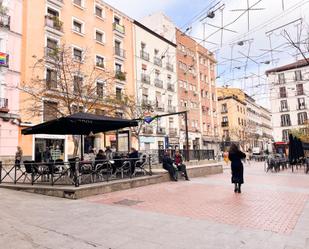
132, 154, 148, 177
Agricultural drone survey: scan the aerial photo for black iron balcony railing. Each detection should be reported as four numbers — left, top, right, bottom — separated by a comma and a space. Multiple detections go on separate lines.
221, 109, 228, 114
154, 78, 163, 88
154, 57, 162, 67
156, 104, 165, 112
221, 121, 229, 127
141, 73, 150, 84
45, 47, 59, 59
167, 83, 175, 92
166, 63, 174, 72
0, 14, 10, 29
115, 71, 126, 81
45, 15, 63, 32
142, 99, 153, 107
281, 122, 291, 127
143, 126, 153, 134
157, 127, 166, 135
0, 52, 9, 67
279, 106, 289, 112
0, 98, 9, 112
114, 47, 126, 58
297, 104, 307, 110
113, 22, 125, 34
140, 51, 150, 61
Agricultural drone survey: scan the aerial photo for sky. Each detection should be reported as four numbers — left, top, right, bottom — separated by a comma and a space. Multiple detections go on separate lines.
104, 0, 309, 108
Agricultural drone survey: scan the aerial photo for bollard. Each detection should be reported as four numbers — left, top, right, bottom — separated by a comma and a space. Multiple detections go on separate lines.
148, 155, 152, 176
74, 157, 80, 187
14, 162, 17, 184
51, 161, 54, 186
0, 161, 2, 184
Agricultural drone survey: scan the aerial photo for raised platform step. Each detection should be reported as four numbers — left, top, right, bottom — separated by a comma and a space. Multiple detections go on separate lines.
0, 163, 223, 199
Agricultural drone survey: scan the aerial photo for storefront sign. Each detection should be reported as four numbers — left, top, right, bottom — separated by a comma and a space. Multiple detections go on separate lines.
140, 136, 155, 143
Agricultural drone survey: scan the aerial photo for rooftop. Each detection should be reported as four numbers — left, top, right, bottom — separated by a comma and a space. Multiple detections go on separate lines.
265, 58, 309, 75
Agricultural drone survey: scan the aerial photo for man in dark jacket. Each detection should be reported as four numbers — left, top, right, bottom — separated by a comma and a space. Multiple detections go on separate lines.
128, 147, 139, 176
162, 149, 177, 181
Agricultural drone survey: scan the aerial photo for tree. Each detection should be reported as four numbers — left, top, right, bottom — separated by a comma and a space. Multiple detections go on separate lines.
229, 121, 259, 150
290, 120, 309, 143
19, 44, 116, 156
104, 94, 157, 150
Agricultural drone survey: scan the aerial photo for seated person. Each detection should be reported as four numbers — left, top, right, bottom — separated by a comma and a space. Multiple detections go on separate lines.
162, 149, 177, 181
174, 150, 190, 181
128, 147, 139, 175
94, 149, 107, 168
112, 152, 122, 175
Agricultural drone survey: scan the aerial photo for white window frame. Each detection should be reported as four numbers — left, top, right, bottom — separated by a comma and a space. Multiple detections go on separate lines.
94, 3, 105, 19
95, 54, 105, 69
72, 74, 84, 93
72, 17, 85, 36
45, 66, 58, 90
94, 28, 106, 44
72, 45, 84, 62
96, 80, 105, 99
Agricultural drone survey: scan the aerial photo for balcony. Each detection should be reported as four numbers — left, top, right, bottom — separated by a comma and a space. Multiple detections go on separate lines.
157, 127, 166, 135
0, 14, 10, 29
142, 99, 153, 107
0, 52, 9, 67
169, 128, 177, 136
221, 109, 228, 114
279, 106, 289, 112
156, 103, 165, 112
140, 51, 150, 61
115, 71, 126, 81
0, 98, 9, 113
154, 78, 163, 88
113, 22, 125, 34
202, 106, 207, 113
167, 83, 175, 92
114, 47, 126, 58
193, 91, 198, 96
279, 93, 287, 98
45, 15, 63, 33
141, 73, 150, 84
281, 122, 291, 127
297, 104, 307, 110
143, 126, 153, 135
167, 105, 176, 113
221, 121, 229, 127
154, 57, 162, 67
166, 63, 174, 72
45, 47, 59, 60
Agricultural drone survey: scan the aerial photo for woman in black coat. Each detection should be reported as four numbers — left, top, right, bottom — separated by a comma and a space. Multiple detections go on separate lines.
228, 144, 246, 193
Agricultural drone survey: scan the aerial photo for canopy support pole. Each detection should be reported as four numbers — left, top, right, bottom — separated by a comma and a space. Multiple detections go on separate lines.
80, 135, 84, 161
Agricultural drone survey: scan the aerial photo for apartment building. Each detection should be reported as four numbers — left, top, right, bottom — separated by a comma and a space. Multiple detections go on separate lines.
133, 20, 178, 150
19, 0, 135, 160
0, 0, 22, 160
142, 13, 219, 152
266, 59, 309, 142
217, 87, 272, 151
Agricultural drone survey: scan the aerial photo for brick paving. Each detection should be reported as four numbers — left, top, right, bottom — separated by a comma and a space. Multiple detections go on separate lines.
88, 163, 309, 235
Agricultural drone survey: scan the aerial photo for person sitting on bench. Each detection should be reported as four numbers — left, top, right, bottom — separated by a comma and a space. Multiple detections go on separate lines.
162, 149, 178, 181
174, 150, 190, 181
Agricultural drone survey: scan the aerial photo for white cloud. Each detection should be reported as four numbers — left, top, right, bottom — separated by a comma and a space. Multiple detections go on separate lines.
103, 0, 177, 20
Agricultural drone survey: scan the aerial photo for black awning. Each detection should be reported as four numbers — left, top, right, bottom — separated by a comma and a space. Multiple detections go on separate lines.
22, 112, 138, 135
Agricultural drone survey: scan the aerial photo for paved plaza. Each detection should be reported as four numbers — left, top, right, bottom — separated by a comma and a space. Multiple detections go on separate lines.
0, 162, 309, 249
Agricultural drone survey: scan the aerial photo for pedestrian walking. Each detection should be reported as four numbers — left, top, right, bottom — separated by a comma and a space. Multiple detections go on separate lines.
174, 150, 190, 181
228, 143, 246, 193
162, 149, 178, 181
14, 146, 23, 169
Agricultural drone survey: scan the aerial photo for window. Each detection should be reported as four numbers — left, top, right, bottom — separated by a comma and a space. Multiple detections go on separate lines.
73, 0, 83, 7
114, 16, 120, 24
73, 47, 82, 61
72, 105, 84, 114
296, 84, 304, 95
46, 68, 57, 89
222, 116, 228, 122
116, 87, 122, 100
96, 55, 104, 68
47, 37, 58, 49
115, 63, 122, 73
95, 5, 103, 18
43, 101, 58, 122
295, 70, 302, 81
73, 75, 83, 93
221, 103, 227, 113
298, 98, 306, 110
282, 129, 290, 141
73, 19, 83, 34
47, 7, 59, 17
279, 87, 287, 98
281, 114, 291, 127
280, 100, 288, 111
298, 112, 308, 125
278, 73, 285, 84
95, 30, 104, 43
96, 81, 104, 99
238, 118, 241, 125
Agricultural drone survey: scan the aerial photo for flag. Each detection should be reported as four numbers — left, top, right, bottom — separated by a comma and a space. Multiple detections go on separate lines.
144, 116, 156, 124
0, 52, 7, 65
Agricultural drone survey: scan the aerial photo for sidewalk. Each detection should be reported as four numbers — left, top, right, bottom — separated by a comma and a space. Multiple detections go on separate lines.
0, 161, 309, 249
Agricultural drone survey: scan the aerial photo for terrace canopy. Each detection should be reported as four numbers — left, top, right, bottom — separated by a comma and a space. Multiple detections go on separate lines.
21, 112, 138, 135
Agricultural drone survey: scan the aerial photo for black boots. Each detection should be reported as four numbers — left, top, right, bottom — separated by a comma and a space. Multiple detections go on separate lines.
234, 183, 242, 193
